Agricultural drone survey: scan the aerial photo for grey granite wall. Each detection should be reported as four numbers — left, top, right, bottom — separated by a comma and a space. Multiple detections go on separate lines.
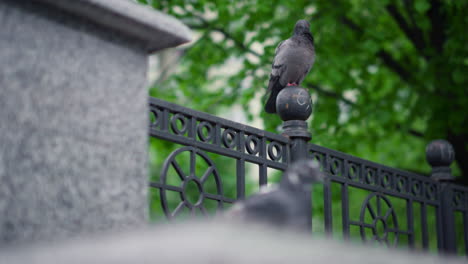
0, 0, 177, 244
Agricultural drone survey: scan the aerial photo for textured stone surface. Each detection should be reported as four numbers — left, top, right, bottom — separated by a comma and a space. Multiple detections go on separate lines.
0, 1, 149, 245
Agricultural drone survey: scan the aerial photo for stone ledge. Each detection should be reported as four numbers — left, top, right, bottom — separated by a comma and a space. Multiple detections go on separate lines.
34, 0, 192, 52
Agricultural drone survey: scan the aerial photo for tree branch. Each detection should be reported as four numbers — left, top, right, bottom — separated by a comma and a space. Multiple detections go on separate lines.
340, 16, 413, 83
187, 15, 260, 58
403, 0, 418, 29
307, 84, 355, 106
376, 51, 411, 82
385, 4, 428, 59
308, 82, 425, 138
427, 0, 445, 53
212, 27, 261, 57
340, 16, 364, 35
395, 124, 424, 138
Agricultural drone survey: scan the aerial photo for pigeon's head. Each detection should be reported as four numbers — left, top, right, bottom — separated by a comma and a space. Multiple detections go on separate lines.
293, 19, 310, 35
282, 159, 324, 190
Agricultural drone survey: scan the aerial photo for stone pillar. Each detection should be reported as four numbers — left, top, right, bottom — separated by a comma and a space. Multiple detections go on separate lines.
0, 0, 191, 245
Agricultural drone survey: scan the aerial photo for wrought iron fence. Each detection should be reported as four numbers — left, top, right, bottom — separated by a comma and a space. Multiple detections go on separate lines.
148, 93, 468, 255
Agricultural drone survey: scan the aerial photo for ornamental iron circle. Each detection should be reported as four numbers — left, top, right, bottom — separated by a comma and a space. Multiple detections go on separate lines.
197, 121, 214, 142
380, 172, 391, 189
365, 169, 376, 184
245, 135, 260, 155
374, 218, 388, 240
170, 113, 189, 135
330, 158, 342, 176
453, 192, 463, 207
411, 180, 422, 196
347, 163, 359, 180
267, 141, 283, 161
182, 177, 204, 207
159, 146, 223, 219
310, 152, 325, 171
359, 193, 399, 247
222, 129, 237, 149
396, 177, 407, 193
426, 183, 436, 200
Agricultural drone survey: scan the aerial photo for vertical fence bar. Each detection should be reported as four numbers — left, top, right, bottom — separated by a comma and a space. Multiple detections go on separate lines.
161, 109, 169, 132
323, 179, 332, 236
236, 159, 245, 200
464, 211, 468, 255
259, 164, 267, 186
436, 202, 445, 251
214, 124, 221, 146
440, 184, 457, 254
421, 203, 429, 250
237, 131, 246, 200
407, 199, 415, 249
259, 138, 268, 186
189, 116, 197, 139
342, 183, 350, 240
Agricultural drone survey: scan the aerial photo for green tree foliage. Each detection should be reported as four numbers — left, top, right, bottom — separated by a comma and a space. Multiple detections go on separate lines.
142, 0, 468, 181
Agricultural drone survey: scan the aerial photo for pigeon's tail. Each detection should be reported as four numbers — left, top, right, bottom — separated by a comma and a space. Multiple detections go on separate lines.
264, 76, 283, 114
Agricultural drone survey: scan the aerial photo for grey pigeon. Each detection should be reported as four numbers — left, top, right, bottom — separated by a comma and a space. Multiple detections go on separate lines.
225, 159, 324, 231
264, 20, 315, 113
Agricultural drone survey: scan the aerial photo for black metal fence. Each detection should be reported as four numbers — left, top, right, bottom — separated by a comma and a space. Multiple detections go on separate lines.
148, 94, 468, 255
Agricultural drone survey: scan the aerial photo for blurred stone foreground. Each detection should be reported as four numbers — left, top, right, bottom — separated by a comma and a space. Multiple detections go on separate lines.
1, 220, 465, 264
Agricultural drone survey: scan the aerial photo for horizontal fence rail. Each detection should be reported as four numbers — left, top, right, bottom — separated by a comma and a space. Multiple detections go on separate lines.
149, 97, 290, 170
148, 97, 468, 255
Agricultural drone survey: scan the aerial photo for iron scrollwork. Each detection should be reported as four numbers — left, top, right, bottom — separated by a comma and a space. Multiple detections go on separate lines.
359, 192, 399, 247
159, 146, 223, 219
149, 97, 468, 255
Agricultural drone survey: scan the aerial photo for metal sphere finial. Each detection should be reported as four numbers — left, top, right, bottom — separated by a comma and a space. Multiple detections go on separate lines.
425, 139, 455, 167
425, 139, 455, 181
276, 86, 312, 121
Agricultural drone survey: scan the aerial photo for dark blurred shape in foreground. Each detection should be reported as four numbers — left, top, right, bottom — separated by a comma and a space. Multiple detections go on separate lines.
225, 159, 323, 231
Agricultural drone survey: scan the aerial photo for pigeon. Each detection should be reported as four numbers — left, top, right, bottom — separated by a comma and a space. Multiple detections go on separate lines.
264, 19, 315, 113
225, 159, 324, 231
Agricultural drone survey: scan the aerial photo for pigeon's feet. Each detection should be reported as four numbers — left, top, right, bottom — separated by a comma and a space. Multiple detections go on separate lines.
287, 83, 298, 86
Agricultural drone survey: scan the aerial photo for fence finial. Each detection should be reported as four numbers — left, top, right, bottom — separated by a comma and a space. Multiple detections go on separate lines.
276, 86, 312, 121
277, 86, 312, 141
425, 139, 455, 181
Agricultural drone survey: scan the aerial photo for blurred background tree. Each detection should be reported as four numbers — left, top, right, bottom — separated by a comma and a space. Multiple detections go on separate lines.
141, 0, 467, 183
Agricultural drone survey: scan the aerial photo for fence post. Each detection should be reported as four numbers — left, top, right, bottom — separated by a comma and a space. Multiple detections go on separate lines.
275, 86, 313, 231
425, 139, 457, 254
